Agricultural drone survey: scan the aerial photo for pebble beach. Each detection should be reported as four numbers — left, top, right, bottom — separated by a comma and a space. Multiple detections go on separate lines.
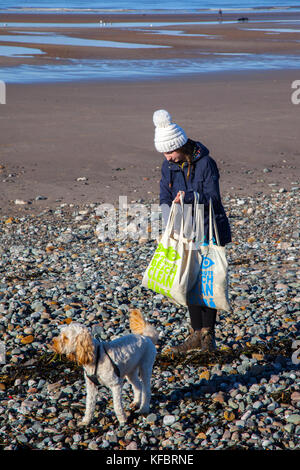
0, 188, 299, 451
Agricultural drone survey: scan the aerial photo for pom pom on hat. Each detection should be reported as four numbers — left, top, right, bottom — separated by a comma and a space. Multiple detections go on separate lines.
153, 109, 188, 153
153, 109, 172, 128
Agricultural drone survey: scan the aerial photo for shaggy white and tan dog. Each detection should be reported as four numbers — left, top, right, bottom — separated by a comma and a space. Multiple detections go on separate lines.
51, 309, 158, 426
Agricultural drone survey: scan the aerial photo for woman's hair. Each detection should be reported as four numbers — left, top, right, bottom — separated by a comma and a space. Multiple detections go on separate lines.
179, 138, 196, 161
179, 139, 197, 177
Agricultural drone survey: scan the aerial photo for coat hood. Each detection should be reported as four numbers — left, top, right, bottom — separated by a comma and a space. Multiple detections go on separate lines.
167, 141, 209, 170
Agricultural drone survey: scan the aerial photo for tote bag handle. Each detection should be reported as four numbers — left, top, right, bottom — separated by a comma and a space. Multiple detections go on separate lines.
165, 191, 185, 240
192, 192, 205, 244
186, 193, 220, 247
209, 198, 221, 247
174, 191, 205, 243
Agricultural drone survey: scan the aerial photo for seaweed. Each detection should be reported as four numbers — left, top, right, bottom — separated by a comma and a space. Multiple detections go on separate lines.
156, 337, 295, 370
0, 352, 82, 390
0, 337, 295, 392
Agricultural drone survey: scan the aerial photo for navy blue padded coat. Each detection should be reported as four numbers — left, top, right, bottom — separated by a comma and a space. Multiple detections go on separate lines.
159, 141, 232, 246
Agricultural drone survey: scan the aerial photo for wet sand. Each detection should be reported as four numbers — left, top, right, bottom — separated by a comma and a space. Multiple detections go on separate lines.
0, 11, 299, 215
1, 10, 300, 66
0, 69, 299, 216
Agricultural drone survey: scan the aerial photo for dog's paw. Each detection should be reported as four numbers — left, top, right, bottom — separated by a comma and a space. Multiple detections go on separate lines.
78, 419, 91, 427
117, 416, 127, 426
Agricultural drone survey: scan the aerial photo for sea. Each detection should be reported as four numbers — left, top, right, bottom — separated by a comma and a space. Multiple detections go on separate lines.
1, 0, 300, 83
1, 0, 300, 14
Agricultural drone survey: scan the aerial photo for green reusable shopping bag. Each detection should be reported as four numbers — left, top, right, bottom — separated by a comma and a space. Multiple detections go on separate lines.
142, 194, 198, 307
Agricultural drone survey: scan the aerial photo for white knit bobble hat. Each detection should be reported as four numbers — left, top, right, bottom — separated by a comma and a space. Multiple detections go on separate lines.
153, 109, 188, 153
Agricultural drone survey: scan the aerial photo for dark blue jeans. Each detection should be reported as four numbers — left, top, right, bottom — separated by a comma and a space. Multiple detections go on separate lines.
188, 304, 217, 331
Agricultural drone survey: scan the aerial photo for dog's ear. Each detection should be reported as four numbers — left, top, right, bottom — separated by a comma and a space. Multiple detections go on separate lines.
67, 352, 77, 363
75, 329, 95, 365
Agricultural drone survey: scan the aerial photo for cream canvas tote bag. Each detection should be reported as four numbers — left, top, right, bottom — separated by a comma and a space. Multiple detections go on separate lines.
142, 194, 198, 307
187, 198, 231, 312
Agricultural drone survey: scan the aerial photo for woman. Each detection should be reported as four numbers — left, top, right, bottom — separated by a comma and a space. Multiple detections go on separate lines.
153, 109, 231, 354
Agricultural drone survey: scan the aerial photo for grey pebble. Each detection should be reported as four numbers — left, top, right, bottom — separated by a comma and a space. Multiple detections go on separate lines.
146, 413, 158, 423
286, 414, 300, 425
163, 415, 176, 426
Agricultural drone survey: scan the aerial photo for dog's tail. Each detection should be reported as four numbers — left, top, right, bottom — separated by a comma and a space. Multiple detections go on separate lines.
129, 309, 159, 345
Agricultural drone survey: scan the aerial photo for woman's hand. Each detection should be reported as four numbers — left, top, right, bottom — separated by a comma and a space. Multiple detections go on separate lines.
173, 191, 185, 203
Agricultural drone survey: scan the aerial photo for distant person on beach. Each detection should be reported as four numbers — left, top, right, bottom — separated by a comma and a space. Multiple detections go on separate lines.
153, 109, 231, 354
218, 9, 223, 21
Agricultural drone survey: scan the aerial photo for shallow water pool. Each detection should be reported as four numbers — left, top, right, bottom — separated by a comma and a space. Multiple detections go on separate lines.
1, 53, 300, 84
